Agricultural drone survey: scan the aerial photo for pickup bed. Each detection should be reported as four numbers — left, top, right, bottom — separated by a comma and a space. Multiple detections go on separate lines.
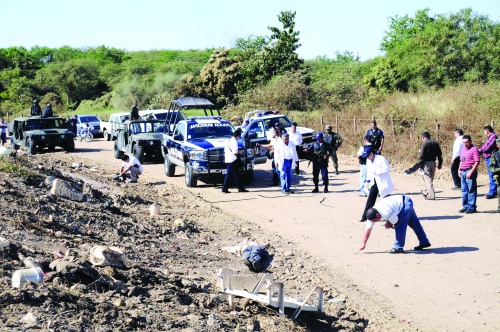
101, 112, 129, 141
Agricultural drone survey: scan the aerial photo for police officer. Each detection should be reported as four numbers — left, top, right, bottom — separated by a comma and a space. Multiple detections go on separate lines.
304, 132, 333, 193
30, 99, 42, 116
324, 125, 343, 175
42, 103, 54, 118
130, 102, 139, 120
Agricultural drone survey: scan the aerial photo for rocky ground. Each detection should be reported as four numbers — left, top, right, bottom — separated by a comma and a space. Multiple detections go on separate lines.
0, 150, 402, 332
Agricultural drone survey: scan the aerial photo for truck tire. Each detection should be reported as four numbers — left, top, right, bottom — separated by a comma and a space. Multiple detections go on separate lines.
113, 141, 123, 159
184, 162, 197, 187
164, 154, 175, 177
133, 145, 144, 164
103, 129, 111, 141
65, 139, 75, 152
243, 169, 254, 185
27, 139, 36, 155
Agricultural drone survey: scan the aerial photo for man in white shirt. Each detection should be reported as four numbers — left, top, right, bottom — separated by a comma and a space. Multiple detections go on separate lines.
451, 129, 464, 189
359, 194, 431, 254
288, 122, 303, 175
222, 129, 248, 193
359, 146, 394, 222
274, 133, 299, 194
119, 155, 144, 183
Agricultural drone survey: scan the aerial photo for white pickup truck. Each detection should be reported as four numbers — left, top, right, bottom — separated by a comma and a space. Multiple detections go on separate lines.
100, 112, 129, 141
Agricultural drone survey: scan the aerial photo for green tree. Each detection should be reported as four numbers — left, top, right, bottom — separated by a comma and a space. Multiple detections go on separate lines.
237, 11, 304, 91
367, 8, 500, 93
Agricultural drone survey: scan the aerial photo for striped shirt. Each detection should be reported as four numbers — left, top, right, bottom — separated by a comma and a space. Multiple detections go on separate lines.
459, 145, 480, 170
366, 195, 405, 229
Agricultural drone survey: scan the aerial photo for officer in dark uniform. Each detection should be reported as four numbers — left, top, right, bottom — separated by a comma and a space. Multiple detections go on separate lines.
42, 103, 54, 118
130, 102, 139, 120
304, 132, 333, 193
30, 99, 42, 116
324, 125, 343, 174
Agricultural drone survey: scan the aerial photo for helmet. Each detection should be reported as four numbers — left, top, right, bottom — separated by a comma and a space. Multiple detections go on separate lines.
324, 125, 333, 130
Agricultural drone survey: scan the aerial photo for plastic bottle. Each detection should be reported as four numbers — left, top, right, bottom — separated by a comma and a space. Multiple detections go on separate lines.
12, 267, 44, 288
18, 252, 41, 269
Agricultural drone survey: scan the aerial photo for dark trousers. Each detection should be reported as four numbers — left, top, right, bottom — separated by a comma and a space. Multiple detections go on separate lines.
312, 161, 329, 187
451, 157, 461, 187
295, 146, 301, 175
222, 161, 244, 191
361, 181, 379, 221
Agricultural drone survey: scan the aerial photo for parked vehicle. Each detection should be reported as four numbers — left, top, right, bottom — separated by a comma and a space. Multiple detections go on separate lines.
77, 125, 94, 142
113, 119, 165, 163
76, 115, 102, 137
100, 112, 129, 141
161, 97, 268, 187
139, 109, 185, 122
8, 116, 75, 155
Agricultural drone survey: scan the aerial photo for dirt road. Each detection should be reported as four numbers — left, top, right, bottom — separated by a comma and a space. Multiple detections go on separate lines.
72, 139, 500, 331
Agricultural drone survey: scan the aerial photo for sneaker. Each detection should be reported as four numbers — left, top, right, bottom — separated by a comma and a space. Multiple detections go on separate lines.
458, 208, 466, 213
287, 190, 294, 194
324, 188, 328, 193
222, 190, 231, 193
312, 188, 319, 193
238, 189, 249, 192
486, 194, 497, 199
465, 209, 477, 214
359, 193, 367, 197
452, 186, 460, 190
130, 179, 137, 183
387, 248, 404, 254
359, 219, 366, 223
414, 243, 431, 250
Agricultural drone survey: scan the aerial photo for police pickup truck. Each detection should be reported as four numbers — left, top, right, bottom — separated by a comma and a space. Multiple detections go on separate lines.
161, 97, 268, 187
244, 110, 316, 150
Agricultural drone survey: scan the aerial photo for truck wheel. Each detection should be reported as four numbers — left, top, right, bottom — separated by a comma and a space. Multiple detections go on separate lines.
65, 139, 75, 152
113, 141, 123, 159
104, 130, 111, 141
164, 154, 175, 177
184, 162, 197, 187
27, 139, 36, 155
133, 145, 144, 164
243, 169, 254, 185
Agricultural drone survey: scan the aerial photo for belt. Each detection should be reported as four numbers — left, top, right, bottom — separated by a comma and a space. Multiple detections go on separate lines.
285, 158, 293, 161
461, 168, 472, 171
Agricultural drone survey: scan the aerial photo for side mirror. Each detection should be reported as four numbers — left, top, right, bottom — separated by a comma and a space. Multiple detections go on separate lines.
174, 134, 183, 141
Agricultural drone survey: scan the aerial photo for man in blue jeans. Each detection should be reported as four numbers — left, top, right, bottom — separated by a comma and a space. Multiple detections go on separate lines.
359, 194, 431, 254
478, 126, 498, 199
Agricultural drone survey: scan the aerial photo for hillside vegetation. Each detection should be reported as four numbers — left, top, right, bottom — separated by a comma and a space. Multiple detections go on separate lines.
0, 8, 499, 158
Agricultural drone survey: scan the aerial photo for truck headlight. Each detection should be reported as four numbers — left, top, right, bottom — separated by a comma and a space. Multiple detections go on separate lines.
61, 135, 65, 139
189, 150, 207, 160
148, 141, 154, 145
41, 136, 45, 140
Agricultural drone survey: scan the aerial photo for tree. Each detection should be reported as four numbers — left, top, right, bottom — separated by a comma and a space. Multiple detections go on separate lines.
237, 11, 304, 91
197, 49, 241, 106
367, 8, 500, 93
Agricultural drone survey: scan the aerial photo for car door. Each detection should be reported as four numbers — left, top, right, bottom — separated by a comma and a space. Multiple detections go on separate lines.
241, 119, 268, 164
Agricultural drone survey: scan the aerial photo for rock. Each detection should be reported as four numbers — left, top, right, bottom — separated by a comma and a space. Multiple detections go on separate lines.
19, 312, 39, 326
50, 179, 86, 202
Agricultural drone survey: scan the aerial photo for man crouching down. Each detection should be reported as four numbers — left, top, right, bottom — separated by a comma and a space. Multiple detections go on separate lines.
359, 194, 431, 254
119, 155, 144, 183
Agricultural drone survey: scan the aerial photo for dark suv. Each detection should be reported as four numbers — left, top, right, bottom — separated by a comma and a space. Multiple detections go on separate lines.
113, 119, 165, 163
9, 116, 75, 155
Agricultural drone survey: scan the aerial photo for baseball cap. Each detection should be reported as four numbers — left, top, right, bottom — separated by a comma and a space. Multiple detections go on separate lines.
316, 132, 323, 139
325, 125, 332, 130
361, 146, 373, 158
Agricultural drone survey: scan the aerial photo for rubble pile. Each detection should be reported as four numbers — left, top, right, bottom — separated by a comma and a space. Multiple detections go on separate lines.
0, 153, 390, 331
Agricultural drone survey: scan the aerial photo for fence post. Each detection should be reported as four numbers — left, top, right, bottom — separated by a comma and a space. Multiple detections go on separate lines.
434, 119, 440, 140
371, 115, 375, 123
354, 116, 357, 133
461, 119, 464, 129
335, 115, 338, 133
320, 116, 323, 129
492, 120, 495, 128
391, 116, 396, 135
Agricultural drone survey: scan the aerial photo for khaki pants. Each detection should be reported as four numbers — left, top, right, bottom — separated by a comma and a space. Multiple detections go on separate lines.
422, 161, 436, 199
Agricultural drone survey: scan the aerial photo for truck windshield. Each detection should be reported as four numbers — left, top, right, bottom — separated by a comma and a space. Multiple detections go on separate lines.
263, 116, 293, 130
129, 121, 164, 134
187, 122, 234, 140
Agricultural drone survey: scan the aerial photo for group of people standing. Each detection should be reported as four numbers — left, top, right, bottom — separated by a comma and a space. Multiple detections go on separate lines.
30, 99, 53, 118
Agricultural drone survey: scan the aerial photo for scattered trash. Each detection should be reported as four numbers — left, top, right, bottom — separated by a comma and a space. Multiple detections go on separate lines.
0, 235, 9, 248
18, 252, 41, 268
12, 267, 44, 288
89, 245, 125, 267
0, 147, 12, 155
150, 203, 160, 217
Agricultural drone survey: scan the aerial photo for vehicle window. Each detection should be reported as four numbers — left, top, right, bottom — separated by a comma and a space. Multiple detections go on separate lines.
79, 116, 100, 123
173, 122, 186, 139
246, 121, 265, 138
26, 120, 41, 130
278, 116, 292, 128
187, 122, 233, 140
120, 115, 129, 123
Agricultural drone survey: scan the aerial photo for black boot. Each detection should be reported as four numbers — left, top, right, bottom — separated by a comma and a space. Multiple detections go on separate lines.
312, 186, 319, 193
324, 185, 328, 193
335, 167, 339, 175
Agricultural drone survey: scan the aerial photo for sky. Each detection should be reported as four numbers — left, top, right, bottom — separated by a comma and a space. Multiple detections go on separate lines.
1, 0, 499, 61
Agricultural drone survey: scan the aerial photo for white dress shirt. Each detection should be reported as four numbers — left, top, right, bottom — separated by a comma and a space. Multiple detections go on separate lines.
224, 136, 239, 163
452, 135, 463, 160
289, 130, 303, 147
